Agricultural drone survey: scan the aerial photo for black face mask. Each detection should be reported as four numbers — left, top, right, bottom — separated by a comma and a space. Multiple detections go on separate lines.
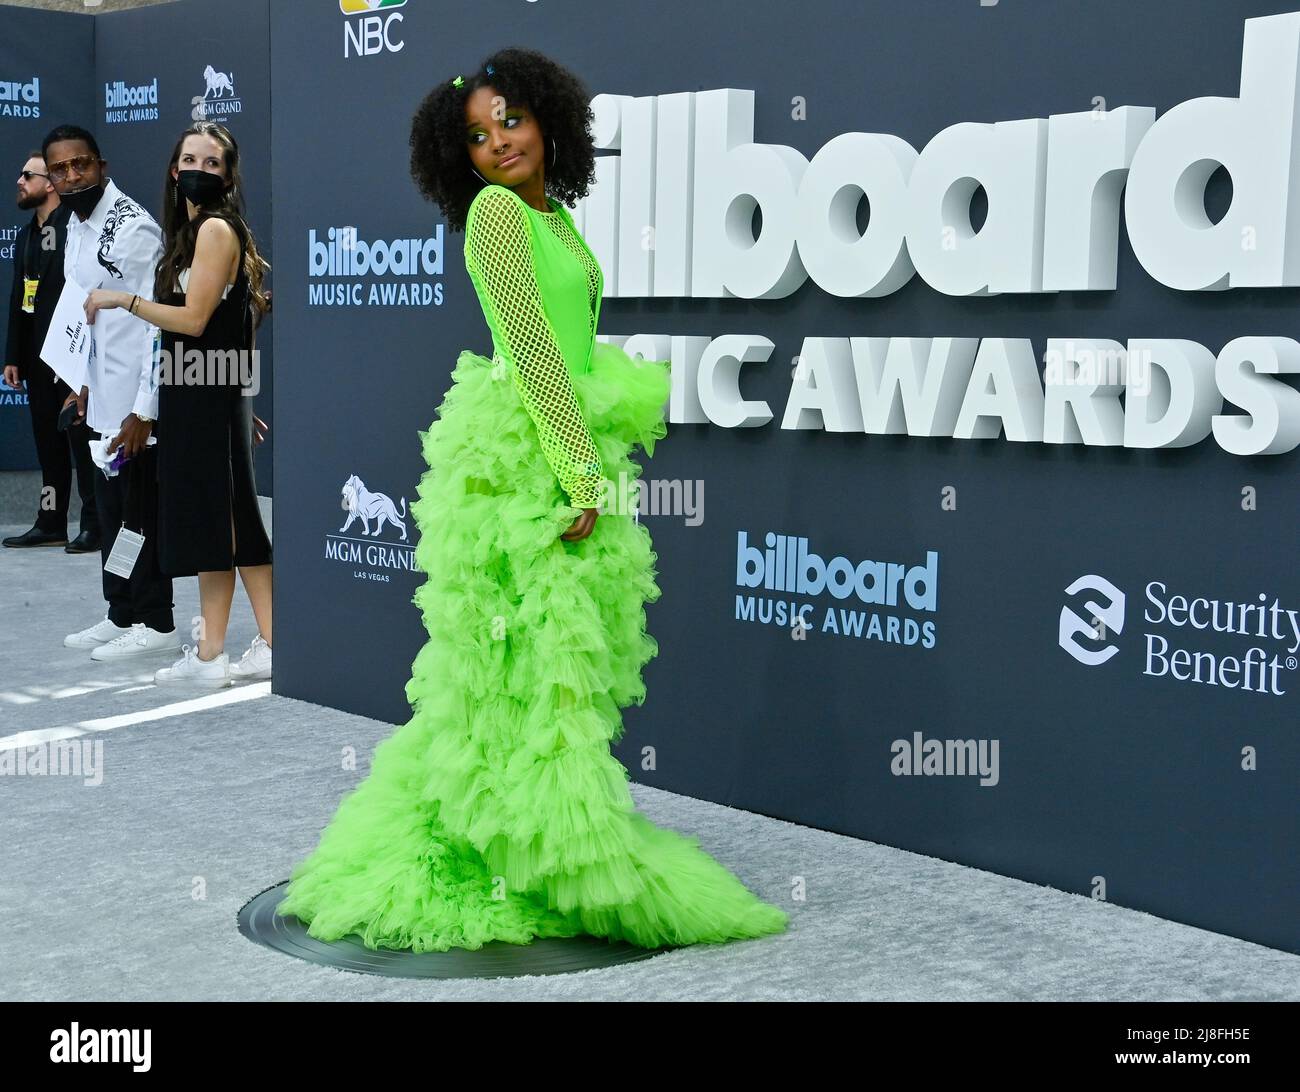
177, 169, 228, 208
60, 181, 105, 220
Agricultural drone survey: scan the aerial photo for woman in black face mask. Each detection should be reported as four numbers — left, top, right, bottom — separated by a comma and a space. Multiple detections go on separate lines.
84, 121, 275, 688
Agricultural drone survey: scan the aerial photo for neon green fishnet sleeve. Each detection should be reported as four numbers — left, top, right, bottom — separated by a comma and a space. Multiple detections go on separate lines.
465, 188, 604, 508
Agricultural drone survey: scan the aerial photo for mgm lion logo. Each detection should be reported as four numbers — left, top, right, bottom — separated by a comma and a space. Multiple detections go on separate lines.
339, 474, 407, 541
203, 65, 235, 98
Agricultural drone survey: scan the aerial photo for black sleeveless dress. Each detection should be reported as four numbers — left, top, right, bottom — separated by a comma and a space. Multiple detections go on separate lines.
154, 217, 273, 577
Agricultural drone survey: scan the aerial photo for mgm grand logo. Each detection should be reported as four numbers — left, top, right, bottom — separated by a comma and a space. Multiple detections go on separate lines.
324, 472, 415, 584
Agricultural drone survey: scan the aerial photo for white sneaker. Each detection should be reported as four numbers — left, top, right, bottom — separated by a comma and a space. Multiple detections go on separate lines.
229, 633, 272, 680
89, 623, 184, 661
155, 644, 232, 688
65, 616, 131, 649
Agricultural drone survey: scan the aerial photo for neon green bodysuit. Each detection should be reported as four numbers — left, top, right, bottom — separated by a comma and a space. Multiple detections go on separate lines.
463, 184, 605, 508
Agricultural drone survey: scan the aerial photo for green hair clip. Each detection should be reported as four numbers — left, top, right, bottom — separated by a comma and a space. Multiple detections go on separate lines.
452, 75, 464, 88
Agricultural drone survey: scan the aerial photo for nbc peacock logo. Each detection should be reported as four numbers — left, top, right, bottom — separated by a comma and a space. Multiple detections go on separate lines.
340, 0, 408, 58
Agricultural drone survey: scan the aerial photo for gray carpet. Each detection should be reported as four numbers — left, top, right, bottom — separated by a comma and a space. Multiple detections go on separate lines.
1, 496, 1298, 999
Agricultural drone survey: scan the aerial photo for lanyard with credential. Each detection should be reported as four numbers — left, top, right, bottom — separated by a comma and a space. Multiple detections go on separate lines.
20, 220, 44, 315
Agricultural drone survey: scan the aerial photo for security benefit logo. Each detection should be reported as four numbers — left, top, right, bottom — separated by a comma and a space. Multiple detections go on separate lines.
1, 76, 40, 119
735, 530, 938, 650
325, 472, 415, 584
340, 0, 407, 59
1059, 574, 1298, 698
307, 224, 444, 307
191, 65, 241, 122
104, 76, 159, 124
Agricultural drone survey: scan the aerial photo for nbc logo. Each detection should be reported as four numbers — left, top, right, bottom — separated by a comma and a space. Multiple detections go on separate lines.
341, 0, 407, 58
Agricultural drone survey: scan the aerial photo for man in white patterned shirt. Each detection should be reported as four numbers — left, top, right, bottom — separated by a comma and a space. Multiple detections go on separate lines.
43, 125, 181, 662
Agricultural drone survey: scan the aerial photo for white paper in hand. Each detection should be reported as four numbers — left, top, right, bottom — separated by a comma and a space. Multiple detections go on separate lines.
40, 277, 92, 393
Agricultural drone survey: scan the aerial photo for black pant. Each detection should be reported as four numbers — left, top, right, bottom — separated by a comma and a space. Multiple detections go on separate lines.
24, 356, 99, 536
92, 443, 174, 632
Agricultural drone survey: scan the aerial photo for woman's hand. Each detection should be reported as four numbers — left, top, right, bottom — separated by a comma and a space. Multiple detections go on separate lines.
561, 507, 598, 541
84, 289, 129, 325
252, 413, 269, 446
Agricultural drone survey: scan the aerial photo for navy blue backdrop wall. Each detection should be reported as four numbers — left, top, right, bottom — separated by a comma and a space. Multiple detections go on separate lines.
2, 0, 1296, 958
269, 0, 1299, 957
93, 0, 274, 492
0, 8, 94, 470
0, 0, 273, 491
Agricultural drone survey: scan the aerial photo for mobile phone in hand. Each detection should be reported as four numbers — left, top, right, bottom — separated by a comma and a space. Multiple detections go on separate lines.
57, 400, 80, 432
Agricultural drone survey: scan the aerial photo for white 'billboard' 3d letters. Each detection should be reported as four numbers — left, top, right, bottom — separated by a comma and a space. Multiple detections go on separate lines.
587, 10, 1300, 298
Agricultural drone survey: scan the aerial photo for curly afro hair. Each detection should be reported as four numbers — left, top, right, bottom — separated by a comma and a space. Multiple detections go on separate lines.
409, 46, 598, 235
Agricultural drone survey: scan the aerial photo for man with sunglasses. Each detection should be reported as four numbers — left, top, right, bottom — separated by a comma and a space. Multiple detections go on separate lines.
2, 151, 100, 554
42, 124, 180, 662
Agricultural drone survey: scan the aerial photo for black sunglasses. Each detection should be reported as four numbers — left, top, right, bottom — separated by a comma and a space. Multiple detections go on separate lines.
20, 170, 50, 182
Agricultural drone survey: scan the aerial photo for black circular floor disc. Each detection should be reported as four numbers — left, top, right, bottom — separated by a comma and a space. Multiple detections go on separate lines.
237, 881, 673, 979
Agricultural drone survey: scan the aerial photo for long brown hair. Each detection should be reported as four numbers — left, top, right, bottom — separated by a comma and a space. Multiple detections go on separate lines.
154, 121, 270, 326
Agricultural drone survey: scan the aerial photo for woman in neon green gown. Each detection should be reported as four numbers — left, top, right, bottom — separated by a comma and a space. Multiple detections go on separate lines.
274, 49, 789, 952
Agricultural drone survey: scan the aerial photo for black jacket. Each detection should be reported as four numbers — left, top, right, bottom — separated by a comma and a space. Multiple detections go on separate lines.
4, 202, 71, 381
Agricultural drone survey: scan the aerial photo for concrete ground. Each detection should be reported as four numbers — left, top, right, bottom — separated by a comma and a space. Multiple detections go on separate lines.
1, 476, 1298, 999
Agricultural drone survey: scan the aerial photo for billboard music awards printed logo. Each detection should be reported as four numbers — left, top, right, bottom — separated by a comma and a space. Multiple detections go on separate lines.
1059, 574, 1298, 698
191, 65, 241, 122
0, 231, 25, 402
341, 0, 407, 58
0, 75, 40, 118
2, 225, 26, 401
325, 472, 416, 583
306, 224, 445, 307
104, 77, 159, 124
734, 530, 939, 650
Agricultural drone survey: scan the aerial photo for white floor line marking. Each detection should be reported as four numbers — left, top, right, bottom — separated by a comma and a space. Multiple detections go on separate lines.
0, 674, 157, 705
0, 726, 89, 749
77, 682, 272, 730
0, 681, 271, 752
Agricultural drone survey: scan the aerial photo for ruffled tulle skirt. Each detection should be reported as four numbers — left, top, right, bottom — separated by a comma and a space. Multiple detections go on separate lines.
274, 340, 789, 952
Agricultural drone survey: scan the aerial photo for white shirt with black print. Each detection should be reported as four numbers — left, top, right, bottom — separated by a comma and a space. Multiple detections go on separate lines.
63, 176, 164, 448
